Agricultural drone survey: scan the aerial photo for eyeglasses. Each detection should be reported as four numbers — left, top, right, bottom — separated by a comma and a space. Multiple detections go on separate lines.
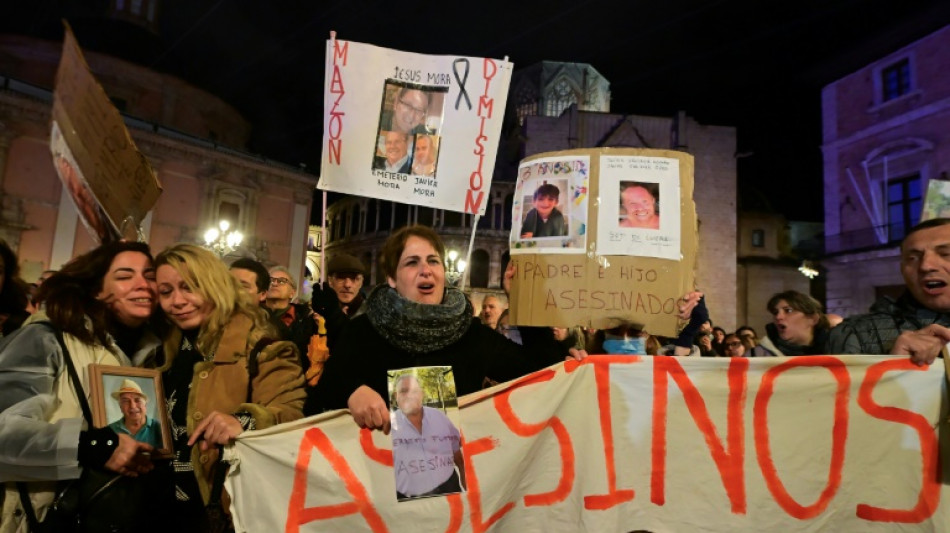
270, 277, 292, 286
725, 341, 743, 348
397, 99, 426, 117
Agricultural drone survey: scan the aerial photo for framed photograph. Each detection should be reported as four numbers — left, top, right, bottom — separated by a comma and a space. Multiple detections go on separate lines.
388, 366, 464, 502
87, 365, 174, 459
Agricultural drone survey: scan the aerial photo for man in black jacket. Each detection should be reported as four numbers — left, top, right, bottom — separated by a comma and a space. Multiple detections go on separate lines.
265, 266, 315, 370
827, 218, 950, 365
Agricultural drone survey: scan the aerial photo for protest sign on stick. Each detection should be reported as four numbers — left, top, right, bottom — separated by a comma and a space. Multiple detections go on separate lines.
51, 22, 162, 243
508, 148, 697, 336
317, 36, 512, 215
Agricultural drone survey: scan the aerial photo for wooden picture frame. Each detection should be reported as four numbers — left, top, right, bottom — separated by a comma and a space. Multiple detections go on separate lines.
87, 365, 174, 459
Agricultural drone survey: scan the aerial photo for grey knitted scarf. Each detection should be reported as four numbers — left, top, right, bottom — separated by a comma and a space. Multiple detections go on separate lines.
364, 284, 473, 353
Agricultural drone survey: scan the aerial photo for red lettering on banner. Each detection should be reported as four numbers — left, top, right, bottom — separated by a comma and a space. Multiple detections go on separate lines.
332, 39, 348, 66
856, 359, 939, 523
359, 427, 393, 466
463, 58, 499, 214
464, 189, 485, 213
652, 357, 748, 513
494, 369, 574, 506
445, 493, 464, 533
285, 427, 387, 533
326, 41, 347, 166
483, 58, 497, 86
583, 356, 639, 510
477, 96, 494, 119
465, 436, 515, 533
754, 357, 849, 519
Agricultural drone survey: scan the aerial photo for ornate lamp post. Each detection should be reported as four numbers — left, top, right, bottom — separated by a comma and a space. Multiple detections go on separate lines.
203, 220, 243, 257
445, 249, 467, 286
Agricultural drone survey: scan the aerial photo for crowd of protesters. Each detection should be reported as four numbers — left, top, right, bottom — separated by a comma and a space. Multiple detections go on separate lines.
1, 216, 949, 530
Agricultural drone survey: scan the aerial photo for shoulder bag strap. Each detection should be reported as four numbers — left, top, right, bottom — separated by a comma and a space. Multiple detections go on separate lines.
53, 329, 94, 425
17, 326, 93, 530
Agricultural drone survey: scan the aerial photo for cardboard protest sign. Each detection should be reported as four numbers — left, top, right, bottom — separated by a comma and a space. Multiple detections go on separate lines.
226, 355, 950, 532
317, 38, 512, 215
508, 148, 696, 336
51, 23, 162, 242
921, 179, 950, 221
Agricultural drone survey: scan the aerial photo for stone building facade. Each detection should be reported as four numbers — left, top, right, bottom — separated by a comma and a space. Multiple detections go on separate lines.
822, 24, 950, 317
0, 35, 315, 282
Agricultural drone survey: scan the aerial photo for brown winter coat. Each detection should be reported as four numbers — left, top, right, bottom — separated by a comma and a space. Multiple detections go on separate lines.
160, 313, 305, 504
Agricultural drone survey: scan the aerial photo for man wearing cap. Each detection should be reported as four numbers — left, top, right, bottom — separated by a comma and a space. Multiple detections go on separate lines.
108, 379, 162, 447
310, 254, 367, 346
303, 254, 366, 414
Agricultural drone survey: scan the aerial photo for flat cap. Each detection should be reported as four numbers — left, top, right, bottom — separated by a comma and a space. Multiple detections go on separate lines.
328, 254, 365, 276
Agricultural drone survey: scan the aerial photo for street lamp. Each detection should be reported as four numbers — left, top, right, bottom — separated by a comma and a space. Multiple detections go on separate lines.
445, 249, 467, 286
798, 260, 819, 279
203, 220, 243, 257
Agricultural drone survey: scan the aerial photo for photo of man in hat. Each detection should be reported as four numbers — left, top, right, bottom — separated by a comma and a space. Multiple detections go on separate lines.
108, 378, 162, 447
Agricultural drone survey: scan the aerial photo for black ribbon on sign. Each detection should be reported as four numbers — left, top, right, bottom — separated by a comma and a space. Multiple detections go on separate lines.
453, 58, 472, 111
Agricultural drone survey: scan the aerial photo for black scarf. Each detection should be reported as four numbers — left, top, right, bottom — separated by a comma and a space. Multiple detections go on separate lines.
364, 284, 473, 353
765, 322, 830, 356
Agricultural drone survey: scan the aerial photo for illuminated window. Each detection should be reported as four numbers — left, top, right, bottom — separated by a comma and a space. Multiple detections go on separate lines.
887, 174, 921, 242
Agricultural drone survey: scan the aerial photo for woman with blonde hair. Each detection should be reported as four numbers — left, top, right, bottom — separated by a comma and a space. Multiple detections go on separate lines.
154, 244, 305, 529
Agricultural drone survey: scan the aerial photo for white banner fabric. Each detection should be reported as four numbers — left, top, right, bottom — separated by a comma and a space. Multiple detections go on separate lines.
226, 355, 950, 532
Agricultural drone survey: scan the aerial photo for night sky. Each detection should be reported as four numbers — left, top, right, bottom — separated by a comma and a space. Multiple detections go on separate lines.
5, 1, 950, 222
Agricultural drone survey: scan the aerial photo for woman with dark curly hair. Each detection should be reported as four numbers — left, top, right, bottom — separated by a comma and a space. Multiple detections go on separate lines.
0, 241, 163, 532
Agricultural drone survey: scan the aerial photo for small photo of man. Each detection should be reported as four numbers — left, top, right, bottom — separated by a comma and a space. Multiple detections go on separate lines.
373, 130, 413, 174
411, 134, 439, 177
520, 182, 568, 239
377, 81, 447, 137
619, 181, 660, 229
390, 371, 464, 502
108, 378, 162, 448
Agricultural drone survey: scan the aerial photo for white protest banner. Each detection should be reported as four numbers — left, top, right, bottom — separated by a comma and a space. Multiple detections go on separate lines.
227, 356, 949, 532
317, 38, 512, 215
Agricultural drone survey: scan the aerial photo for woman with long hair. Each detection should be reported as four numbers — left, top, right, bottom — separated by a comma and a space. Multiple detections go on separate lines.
153, 244, 305, 528
756, 290, 831, 356
0, 241, 162, 532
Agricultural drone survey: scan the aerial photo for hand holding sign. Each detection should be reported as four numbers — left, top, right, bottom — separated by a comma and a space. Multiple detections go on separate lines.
348, 385, 391, 434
